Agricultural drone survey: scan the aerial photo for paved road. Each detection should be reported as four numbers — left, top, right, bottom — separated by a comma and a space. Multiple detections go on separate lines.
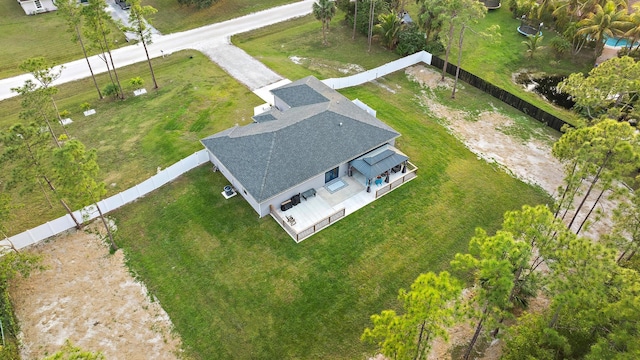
0, 0, 313, 100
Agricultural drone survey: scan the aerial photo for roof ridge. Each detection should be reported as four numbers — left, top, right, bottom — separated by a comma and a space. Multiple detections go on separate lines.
258, 132, 278, 200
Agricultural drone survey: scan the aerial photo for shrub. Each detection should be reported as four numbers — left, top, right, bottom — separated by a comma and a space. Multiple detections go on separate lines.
396, 25, 428, 56
129, 76, 144, 88
103, 83, 120, 99
425, 38, 445, 55
618, 47, 640, 62
550, 36, 571, 55
80, 102, 92, 112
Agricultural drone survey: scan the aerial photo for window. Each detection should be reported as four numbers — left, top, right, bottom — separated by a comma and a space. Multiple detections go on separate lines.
34, 0, 43, 8
325, 167, 339, 183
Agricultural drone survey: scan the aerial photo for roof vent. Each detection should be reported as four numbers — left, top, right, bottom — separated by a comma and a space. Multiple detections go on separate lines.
339, 122, 343, 126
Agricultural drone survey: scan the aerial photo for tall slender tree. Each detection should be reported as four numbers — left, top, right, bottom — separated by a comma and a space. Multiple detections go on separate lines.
52, 140, 117, 251
353, 0, 359, 39
54, 0, 103, 99
12, 80, 61, 148
1, 124, 82, 229
83, 0, 125, 99
126, 0, 159, 89
552, 119, 640, 234
313, 0, 337, 46
440, 0, 485, 82
368, 0, 376, 51
19, 57, 70, 139
362, 271, 461, 360
451, 229, 528, 360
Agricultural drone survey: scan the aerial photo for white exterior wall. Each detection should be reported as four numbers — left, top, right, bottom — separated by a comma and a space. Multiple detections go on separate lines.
257, 162, 350, 217
19, 0, 57, 15
206, 151, 262, 216
273, 96, 291, 112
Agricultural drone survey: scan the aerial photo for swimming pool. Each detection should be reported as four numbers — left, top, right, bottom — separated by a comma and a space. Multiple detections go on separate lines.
604, 36, 640, 48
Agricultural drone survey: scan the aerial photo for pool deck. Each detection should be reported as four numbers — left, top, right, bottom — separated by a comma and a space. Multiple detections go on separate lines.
594, 0, 638, 66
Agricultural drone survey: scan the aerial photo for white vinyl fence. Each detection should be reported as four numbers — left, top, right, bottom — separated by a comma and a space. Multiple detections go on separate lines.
1, 149, 210, 251
2, 50, 438, 252
322, 51, 432, 89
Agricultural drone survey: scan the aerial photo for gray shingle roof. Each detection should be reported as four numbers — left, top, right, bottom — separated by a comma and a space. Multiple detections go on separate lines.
271, 83, 329, 108
201, 76, 400, 202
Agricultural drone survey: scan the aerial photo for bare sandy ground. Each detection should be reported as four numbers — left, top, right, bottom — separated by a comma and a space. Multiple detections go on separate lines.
10, 229, 182, 360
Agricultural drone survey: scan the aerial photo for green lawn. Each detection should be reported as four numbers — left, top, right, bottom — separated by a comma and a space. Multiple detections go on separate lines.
113, 71, 550, 359
454, 7, 592, 125
0, 50, 259, 235
234, 8, 590, 126
0, 0, 296, 79
0, 1, 127, 79
134, 0, 299, 34
232, 14, 400, 79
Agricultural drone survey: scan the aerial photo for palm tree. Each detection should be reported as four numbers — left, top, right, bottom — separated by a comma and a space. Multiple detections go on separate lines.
522, 34, 544, 58
576, 0, 630, 57
624, 4, 640, 51
313, 0, 337, 45
375, 11, 403, 49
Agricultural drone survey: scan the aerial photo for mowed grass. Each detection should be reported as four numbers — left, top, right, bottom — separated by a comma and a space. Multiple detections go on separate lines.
0, 1, 127, 79
453, 7, 592, 125
235, 8, 589, 126
0, 50, 259, 235
113, 67, 551, 359
140, 0, 298, 34
233, 14, 400, 80
0, 0, 295, 78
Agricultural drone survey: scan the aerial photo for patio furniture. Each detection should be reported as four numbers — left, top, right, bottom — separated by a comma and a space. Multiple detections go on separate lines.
291, 193, 301, 206
375, 177, 383, 186
286, 215, 296, 225
391, 164, 402, 173
301, 188, 316, 200
281, 200, 293, 211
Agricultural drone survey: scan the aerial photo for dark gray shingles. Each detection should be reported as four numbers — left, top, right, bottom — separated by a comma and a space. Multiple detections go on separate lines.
271, 84, 329, 108
201, 76, 401, 202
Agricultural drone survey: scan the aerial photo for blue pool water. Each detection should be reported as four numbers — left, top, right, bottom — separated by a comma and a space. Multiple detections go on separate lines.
604, 36, 639, 48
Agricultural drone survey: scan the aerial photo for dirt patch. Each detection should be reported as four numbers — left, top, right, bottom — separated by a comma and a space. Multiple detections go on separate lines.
405, 64, 616, 240
10, 228, 182, 360
401, 65, 619, 359
406, 65, 564, 195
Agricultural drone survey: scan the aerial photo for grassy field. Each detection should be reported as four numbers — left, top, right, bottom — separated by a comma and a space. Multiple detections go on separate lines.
232, 14, 400, 80
114, 71, 550, 359
0, 0, 296, 79
454, 7, 592, 125
143, 0, 298, 34
0, 1, 127, 79
0, 50, 260, 235
234, 8, 591, 126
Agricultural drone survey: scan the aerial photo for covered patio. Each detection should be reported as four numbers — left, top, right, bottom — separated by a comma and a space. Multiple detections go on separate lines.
271, 145, 417, 242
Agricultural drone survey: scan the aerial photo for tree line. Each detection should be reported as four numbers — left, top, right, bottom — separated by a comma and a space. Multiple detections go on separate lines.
54, 0, 159, 100
361, 71, 640, 360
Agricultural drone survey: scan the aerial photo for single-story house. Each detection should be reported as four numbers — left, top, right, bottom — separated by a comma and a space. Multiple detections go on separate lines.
201, 76, 409, 218
17, 0, 58, 15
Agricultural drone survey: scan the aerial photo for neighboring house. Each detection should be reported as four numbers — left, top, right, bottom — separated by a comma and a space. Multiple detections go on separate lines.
17, 0, 58, 15
201, 76, 410, 219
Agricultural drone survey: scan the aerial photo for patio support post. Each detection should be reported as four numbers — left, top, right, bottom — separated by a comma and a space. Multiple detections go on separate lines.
367, 178, 371, 193
402, 161, 407, 173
